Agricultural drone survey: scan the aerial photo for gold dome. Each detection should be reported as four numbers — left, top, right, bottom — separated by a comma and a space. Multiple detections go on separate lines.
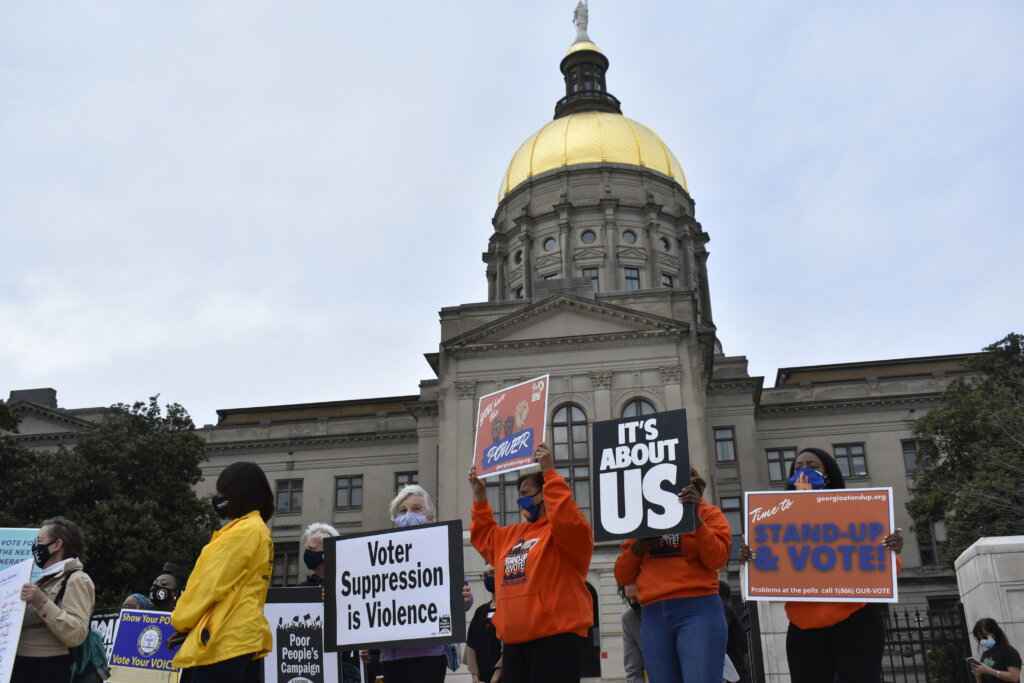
565, 40, 604, 57
498, 111, 688, 201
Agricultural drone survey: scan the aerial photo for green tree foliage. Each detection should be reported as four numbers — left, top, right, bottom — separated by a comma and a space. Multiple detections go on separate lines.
908, 333, 1024, 566
0, 397, 218, 609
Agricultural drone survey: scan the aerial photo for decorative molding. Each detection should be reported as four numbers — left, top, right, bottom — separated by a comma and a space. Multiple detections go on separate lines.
203, 429, 419, 455
10, 431, 81, 446
9, 401, 99, 431
454, 381, 477, 400
659, 366, 683, 384
590, 371, 613, 390
709, 378, 764, 395
573, 247, 607, 261
758, 394, 943, 416
656, 252, 679, 268
404, 401, 439, 419
452, 330, 683, 356
535, 254, 561, 269
617, 246, 648, 261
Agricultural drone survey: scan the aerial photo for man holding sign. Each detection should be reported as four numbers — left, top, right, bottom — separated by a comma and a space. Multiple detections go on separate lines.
739, 447, 904, 683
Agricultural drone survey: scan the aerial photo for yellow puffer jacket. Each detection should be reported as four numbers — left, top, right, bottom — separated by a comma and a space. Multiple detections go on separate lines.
171, 510, 274, 669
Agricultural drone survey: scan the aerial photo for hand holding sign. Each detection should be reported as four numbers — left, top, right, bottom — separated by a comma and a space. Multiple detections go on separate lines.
534, 444, 554, 472
467, 468, 487, 503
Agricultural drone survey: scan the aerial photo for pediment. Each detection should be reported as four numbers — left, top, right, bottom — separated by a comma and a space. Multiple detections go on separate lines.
8, 402, 94, 435
443, 294, 688, 353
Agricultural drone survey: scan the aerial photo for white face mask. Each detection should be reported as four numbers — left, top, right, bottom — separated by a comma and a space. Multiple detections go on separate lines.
979, 637, 996, 651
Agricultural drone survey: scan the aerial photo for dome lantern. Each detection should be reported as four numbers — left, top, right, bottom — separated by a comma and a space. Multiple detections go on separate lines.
555, 2, 621, 119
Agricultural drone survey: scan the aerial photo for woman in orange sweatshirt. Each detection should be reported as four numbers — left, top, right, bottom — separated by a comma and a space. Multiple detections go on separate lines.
614, 467, 731, 683
740, 447, 903, 683
468, 444, 594, 683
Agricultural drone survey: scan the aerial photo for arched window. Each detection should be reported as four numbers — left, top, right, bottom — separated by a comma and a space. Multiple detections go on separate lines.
621, 397, 656, 418
551, 404, 591, 517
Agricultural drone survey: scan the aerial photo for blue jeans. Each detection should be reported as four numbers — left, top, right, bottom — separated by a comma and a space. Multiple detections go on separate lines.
640, 594, 728, 683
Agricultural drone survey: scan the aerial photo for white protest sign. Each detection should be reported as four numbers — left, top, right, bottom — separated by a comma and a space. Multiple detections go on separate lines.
263, 587, 340, 683
324, 520, 465, 651
0, 559, 33, 683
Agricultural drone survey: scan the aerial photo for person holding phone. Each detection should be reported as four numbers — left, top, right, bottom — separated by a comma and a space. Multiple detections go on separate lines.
739, 448, 903, 683
969, 618, 1020, 682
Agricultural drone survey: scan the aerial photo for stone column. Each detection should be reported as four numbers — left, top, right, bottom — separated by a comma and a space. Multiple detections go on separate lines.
601, 198, 619, 291
645, 199, 661, 289
452, 380, 477, 523
589, 370, 613, 420
554, 196, 572, 279
495, 250, 506, 301
956, 536, 1024, 650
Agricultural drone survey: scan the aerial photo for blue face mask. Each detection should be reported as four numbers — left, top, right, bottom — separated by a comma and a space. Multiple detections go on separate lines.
517, 494, 542, 522
393, 511, 428, 528
980, 637, 996, 651
788, 467, 827, 489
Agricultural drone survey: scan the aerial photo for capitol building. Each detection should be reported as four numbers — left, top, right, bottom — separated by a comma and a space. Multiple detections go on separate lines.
6, 13, 968, 682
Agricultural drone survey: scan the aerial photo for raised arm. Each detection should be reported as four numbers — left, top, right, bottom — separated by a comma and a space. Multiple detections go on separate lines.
469, 467, 500, 567
537, 446, 593, 575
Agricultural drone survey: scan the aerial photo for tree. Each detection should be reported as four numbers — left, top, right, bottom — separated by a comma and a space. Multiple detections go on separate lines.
1, 397, 219, 609
907, 333, 1024, 566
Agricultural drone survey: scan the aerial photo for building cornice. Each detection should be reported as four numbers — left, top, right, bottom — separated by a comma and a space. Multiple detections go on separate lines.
203, 429, 418, 455
9, 401, 98, 431
758, 393, 942, 415
708, 377, 764, 396
450, 329, 684, 356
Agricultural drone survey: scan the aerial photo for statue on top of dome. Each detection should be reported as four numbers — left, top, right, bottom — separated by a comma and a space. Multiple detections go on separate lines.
573, 0, 590, 43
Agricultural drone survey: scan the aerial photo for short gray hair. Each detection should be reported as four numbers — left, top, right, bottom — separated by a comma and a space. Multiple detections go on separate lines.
389, 484, 435, 520
300, 522, 339, 549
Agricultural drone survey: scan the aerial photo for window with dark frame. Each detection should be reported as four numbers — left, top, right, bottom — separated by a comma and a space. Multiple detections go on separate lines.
918, 520, 940, 566
514, 286, 524, 299
622, 230, 638, 244
624, 267, 641, 290
334, 475, 364, 510
275, 479, 303, 514
721, 496, 743, 537
660, 236, 672, 252
272, 542, 300, 587
581, 267, 599, 292
514, 250, 523, 264
621, 398, 656, 418
833, 443, 869, 478
766, 447, 797, 483
714, 427, 737, 463
394, 470, 418, 494
543, 237, 558, 252
661, 272, 675, 288
580, 230, 597, 244
901, 439, 919, 476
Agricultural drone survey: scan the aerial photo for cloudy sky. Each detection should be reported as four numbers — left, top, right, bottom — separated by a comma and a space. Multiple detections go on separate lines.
2, 2, 1020, 424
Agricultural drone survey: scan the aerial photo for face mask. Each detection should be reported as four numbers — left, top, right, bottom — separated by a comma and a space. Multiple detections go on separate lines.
788, 467, 827, 489
31, 541, 56, 568
980, 637, 996, 651
304, 549, 325, 570
483, 575, 495, 593
150, 586, 174, 605
517, 494, 541, 522
212, 495, 231, 519
393, 511, 428, 528
629, 600, 641, 613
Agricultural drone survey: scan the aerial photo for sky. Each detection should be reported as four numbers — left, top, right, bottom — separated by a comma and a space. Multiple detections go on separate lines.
2, 2, 1021, 425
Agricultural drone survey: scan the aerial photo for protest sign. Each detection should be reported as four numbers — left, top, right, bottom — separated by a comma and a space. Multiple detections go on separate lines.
263, 586, 340, 683
0, 528, 43, 581
0, 559, 33, 683
325, 520, 465, 651
90, 611, 120, 662
591, 409, 692, 542
742, 487, 898, 603
109, 609, 178, 672
472, 375, 549, 479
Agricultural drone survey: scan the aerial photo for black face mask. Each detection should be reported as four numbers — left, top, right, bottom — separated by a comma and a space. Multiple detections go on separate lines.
150, 586, 175, 606
303, 549, 324, 571
31, 541, 56, 568
629, 600, 641, 614
212, 495, 231, 519
483, 575, 495, 593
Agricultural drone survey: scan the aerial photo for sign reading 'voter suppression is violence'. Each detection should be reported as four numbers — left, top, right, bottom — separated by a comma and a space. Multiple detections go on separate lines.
324, 520, 465, 651
742, 487, 898, 603
591, 409, 693, 542
109, 609, 178, 672
472, 376, 549, 479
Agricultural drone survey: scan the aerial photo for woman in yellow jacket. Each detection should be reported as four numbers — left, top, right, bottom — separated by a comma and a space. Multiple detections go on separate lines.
170, 461, 275, 683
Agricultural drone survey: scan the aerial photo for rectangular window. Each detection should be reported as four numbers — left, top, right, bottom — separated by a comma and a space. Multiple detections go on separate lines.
766, 447, 797, 483
581, 267, 599, 292
714, 427, 737, 463
901, 439, 919, 476
334, 475, 364, 511
918, 521, 939, 566
624, 267, 641, 290
272, 542, 300, 587
661, 272, 675, 288
275, 479, 303, 514
834, 443, 869, 478
394, 470, 418, 494
721, 496, 742, 536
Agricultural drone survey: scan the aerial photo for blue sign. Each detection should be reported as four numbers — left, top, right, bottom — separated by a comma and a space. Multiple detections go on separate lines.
109, 609, 177, 671
481, 427, 535, 468
0, 528, 42, 582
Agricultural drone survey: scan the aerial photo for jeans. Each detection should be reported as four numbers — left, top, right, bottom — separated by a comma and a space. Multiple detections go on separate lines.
640, 594, 728, 683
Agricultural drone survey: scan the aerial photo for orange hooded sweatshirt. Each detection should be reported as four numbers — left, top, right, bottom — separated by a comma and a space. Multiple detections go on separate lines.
785, 555, 903, 629
614, 499, 732, 605
470, 468, 594, 645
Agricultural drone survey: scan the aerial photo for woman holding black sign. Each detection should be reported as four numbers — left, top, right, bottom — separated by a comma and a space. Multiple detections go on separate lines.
614, 466, 732, 683
739, 447, 903, 683
468, 443, 594, 683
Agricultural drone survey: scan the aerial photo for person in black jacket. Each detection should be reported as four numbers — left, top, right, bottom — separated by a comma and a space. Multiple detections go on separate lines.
970, 617, 1020, 683
719, 581, 749, 683
466, 568, 503, 683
